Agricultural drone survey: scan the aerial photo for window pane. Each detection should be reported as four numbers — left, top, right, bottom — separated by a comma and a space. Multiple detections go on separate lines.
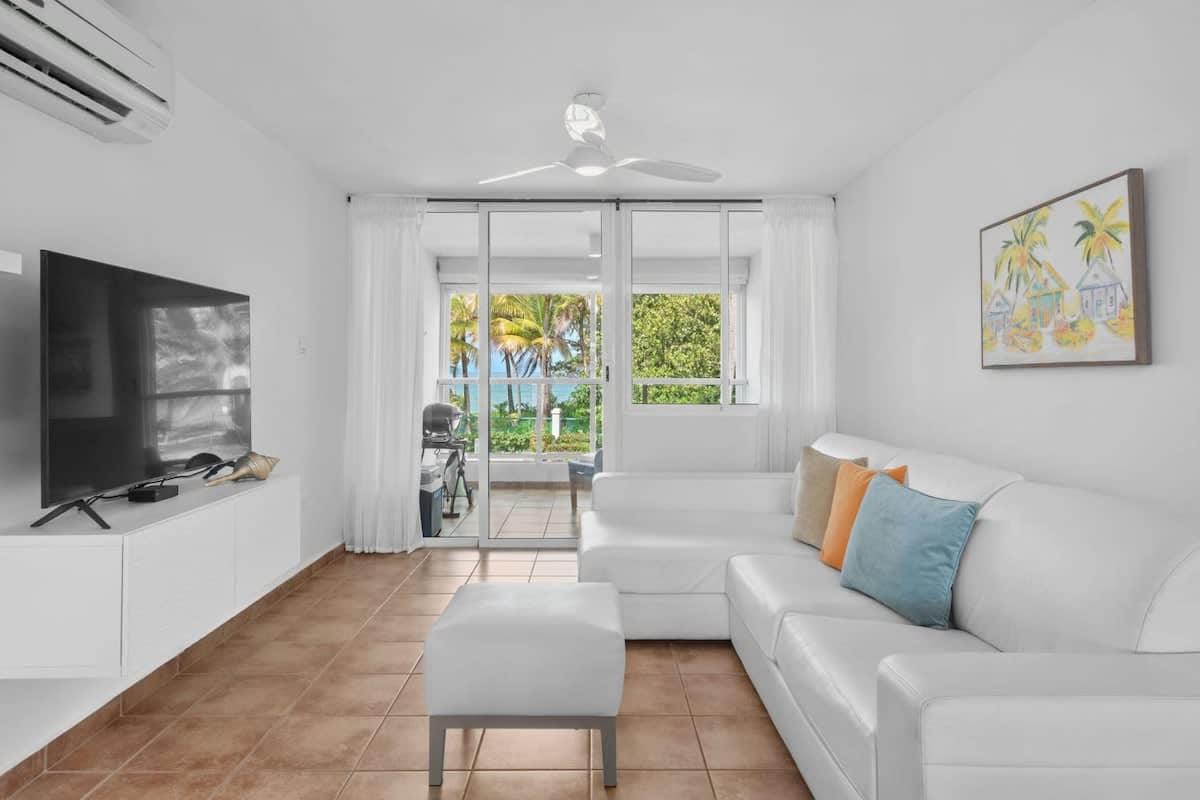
729, 209, 764, 404
631, 292, 721, 380
446, 293, 479, 378
489, 382, 537, 454
491, 293, 595, 380
631, 210, 721, 404
631, 383, 720, 405
422, 210, 479, 382
439, 382, 479, 453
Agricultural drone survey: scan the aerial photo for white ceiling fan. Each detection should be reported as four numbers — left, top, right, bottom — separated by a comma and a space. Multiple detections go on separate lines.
479, 93, 721, 186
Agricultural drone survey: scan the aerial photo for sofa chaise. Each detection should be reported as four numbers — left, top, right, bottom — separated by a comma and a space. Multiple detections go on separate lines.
578, 433, 1200, 800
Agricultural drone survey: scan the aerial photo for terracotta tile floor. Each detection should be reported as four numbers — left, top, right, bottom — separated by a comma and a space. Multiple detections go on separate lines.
440, 487, 590, 539
19, 549, 812, 800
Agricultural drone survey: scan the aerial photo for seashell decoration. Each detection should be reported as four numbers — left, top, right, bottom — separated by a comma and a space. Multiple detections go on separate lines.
205, 451, 280, 487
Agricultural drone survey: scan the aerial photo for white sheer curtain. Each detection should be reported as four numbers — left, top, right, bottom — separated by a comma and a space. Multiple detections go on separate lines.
343, 196, 427, 553
760, 196, 839, 472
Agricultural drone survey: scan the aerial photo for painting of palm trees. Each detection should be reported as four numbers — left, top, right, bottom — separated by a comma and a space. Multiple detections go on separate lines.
993, 207, 1050, 300
979, 169, 1148, 367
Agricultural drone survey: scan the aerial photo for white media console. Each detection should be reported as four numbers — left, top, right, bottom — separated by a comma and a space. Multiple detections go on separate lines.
0, 475, 301, 679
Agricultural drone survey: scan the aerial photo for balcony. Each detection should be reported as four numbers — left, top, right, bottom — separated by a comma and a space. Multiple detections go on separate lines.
440, 485, 590, 540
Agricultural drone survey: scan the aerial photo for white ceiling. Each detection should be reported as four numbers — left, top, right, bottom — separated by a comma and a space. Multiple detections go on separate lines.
111, 0, 1088, 197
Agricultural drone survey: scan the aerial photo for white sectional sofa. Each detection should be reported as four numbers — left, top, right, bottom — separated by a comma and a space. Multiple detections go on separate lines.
579, 433, 1200, 800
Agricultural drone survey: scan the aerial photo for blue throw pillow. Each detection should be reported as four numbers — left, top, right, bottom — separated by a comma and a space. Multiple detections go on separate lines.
840, 473, 980, 629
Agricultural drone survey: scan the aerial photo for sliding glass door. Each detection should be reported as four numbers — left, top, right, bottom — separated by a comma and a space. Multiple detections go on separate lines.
421, 201, 757, 548
485, 206, 611, 548
424, 207, 482, 541
421, 203, 613, 548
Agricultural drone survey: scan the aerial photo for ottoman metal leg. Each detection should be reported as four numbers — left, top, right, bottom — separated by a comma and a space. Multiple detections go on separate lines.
428, 717, 447, 787
426, 715, 617, 786
599, 716, 617, 787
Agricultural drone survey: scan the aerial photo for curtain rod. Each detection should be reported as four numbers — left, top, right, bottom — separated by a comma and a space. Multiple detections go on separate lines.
345, 195, 782, 205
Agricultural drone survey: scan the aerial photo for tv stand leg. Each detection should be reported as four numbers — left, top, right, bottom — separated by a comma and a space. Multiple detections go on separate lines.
31, 498, 112, 530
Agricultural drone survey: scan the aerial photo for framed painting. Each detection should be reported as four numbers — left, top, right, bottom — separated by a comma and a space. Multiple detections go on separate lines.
980, 168, 1149, 368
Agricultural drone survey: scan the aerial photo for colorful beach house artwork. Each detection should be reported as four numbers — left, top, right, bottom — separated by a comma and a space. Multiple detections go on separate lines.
1077, 258, 1128, 322
1026, 262, 1068, 330
979, 169, 1149, 367
984, 290, 1012, 337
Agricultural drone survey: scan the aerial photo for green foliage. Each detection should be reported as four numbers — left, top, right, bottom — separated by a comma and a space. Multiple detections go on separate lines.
632, 384, 720, 405
631, 293, 720, 404
446, 289, 724, 453
558, 384, 597, 420
489, 428, 531, 453
542, 431, 593, 453
488, 426, 595, 454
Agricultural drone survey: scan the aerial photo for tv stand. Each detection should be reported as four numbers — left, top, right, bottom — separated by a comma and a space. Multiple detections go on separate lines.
31, 497, 112, 530
2, 475, 301, 679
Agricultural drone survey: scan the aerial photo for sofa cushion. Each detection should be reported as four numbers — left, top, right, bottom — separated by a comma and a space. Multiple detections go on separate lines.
883, 448, 1020, 504
727, 555, 910, 659
579, 510, 811, 594
812, 432, 900, 468
791, 446, 868, 546
819, 463, 908, 570
954, 480, 1200, 654
775, 616, 994, 800
841, 474, 980, 628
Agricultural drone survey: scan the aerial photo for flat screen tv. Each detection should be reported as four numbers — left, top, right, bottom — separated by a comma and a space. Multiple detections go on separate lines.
40, 251, 251, 509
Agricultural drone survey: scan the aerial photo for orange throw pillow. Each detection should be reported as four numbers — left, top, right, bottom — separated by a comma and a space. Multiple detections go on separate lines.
819, 462, 909, 570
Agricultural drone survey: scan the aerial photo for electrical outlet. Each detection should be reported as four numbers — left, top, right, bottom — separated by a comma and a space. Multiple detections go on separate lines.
0, 250, 21, 275
297, 336, 308, 355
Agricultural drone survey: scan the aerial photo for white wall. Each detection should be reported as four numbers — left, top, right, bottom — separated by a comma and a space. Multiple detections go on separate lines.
0, 77, 347, 773
621, 413, 763, 472
836, 0, 1200, 515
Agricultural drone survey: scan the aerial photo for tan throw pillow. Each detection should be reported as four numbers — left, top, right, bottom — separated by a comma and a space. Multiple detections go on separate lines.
791, 447, 868, 548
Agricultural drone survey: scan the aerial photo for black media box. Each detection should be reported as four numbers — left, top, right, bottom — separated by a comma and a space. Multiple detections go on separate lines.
129, 484, 180, 503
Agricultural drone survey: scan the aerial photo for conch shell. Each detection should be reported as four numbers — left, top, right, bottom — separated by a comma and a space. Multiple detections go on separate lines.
206, 451, 280, 487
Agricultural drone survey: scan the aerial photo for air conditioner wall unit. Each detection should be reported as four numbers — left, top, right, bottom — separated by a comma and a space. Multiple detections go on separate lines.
0, 0, 173, 143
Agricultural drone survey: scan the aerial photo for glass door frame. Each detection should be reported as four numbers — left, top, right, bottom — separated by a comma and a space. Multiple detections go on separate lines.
481, 202, 618, 549
429, 201, 619, 550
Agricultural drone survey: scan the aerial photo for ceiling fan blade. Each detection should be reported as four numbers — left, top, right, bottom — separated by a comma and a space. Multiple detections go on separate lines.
614, 158, 721, 182
478, 163, 561, 185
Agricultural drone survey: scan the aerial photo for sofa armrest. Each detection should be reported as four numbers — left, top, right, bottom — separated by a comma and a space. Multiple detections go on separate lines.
876, 652, 1200, 800
590, 472, 793, 514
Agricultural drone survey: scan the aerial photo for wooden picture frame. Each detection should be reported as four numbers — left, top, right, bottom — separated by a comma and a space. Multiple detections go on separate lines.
980, 168, 1149, 368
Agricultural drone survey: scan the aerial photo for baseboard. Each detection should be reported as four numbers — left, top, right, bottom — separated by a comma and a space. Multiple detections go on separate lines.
0, 542, 346, 799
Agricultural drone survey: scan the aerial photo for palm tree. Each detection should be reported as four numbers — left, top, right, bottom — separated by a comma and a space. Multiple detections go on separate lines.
1075, 198, 1129, 265
490, 294, 530, 414
447, 294, 478, 419
491, 294, 581, 416
554, 294, 592, 374
994, 207, 1051, 303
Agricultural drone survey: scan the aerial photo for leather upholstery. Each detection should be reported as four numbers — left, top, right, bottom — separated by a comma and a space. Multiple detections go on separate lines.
877, 652, 1200, 800
882, 448, 1021, 504
578, 429, 1200, 800
812, 432, 901, 468
726, 554, 910, 658
953, 480, 1200, 653
775, 616, 994, 800
579, 509, 809, 594
620, 592, 731, 639
592, 472, 793, 514
425, 583, 624, 716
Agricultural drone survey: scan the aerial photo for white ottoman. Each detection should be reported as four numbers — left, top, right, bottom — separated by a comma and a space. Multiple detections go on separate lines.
424, 582, 625, 786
